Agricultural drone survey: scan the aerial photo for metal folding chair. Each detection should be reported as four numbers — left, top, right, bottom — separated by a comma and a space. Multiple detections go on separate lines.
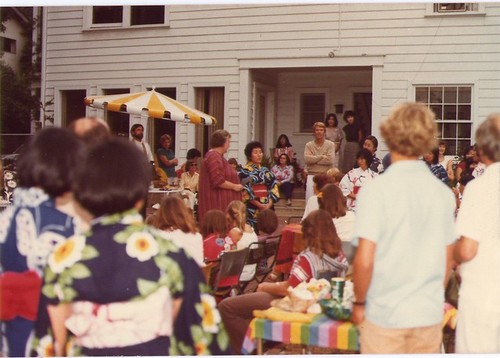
210, 247, 249, 301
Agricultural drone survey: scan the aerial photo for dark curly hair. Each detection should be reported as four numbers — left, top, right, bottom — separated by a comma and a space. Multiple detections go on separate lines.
244, 141, 263, 161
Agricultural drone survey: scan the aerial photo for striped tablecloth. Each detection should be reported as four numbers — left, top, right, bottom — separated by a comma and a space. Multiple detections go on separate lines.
241, 303, 457, 354
242, 314, 359, 354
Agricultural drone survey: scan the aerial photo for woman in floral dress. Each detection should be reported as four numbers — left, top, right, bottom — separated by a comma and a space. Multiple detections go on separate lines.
0, 128, 84, 357
33, 138, 230, 356
238, 141, 280, 229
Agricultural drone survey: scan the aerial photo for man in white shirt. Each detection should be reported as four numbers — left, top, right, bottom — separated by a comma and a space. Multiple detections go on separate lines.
130, 123, 153, 163
351, 102, 456, 353
454, 113, 500, 353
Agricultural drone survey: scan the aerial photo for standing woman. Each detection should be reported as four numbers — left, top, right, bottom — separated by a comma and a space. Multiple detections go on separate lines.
273, 134, 295, 164
0, 128, 84, 357
198, 130, 243, 222
342, 110, 363, 173
157, 134, 178, 179
324, 113, 344, 169
271, 153, 295, 207
238, 141, 280, 229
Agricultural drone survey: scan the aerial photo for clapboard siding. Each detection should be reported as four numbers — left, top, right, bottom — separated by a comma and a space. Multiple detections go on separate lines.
42, 3, 500, 161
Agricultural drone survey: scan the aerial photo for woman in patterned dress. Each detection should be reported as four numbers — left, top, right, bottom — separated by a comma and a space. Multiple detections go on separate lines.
33, 138, 231, 356
238, 141, 280, 230
0, 128, 84, 357
271, 153, 295, 206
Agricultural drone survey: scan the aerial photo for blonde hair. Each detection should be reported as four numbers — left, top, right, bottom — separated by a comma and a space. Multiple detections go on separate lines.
326, 167, 343, 183
312, 122, 326, 131
153, 196, 197, 233
226, 200, 247, 232
380, 102, 437, 157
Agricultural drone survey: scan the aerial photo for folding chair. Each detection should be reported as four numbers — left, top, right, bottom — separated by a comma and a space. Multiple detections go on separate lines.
238, 234, 282, 292
210, 247, 249, 301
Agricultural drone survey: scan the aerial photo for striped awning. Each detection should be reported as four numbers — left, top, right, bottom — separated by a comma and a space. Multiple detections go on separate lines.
84, 89, 216, 126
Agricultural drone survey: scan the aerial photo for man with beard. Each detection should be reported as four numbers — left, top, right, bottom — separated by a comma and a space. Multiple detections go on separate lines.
130, 123, 154, 163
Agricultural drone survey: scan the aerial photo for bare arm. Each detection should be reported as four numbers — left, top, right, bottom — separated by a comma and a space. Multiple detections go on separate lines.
48, 303, 71, 356
256, 281, 290, 297
351, 238, 376, 325
454, 236, 478, 263
444, 243, 456, 287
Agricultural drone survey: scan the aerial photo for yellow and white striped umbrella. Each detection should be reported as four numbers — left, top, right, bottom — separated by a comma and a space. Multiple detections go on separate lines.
84, 89, 216, 126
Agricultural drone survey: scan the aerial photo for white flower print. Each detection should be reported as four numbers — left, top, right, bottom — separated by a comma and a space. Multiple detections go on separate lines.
48, 235, 86, 274
125, 232, 159, 262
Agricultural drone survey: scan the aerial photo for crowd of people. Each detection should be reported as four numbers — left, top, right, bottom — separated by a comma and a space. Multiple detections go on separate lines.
1, 104, 499, 356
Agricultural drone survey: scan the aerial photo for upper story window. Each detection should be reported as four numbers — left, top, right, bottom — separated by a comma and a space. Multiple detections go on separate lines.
416, 85, 472, 156
84, 6, 169, 29
300, 93, 326, 132
426, 3, 485, 16
0, 37, 16, 54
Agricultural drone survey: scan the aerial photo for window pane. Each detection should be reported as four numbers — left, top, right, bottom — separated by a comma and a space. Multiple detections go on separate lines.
443, 123, 457, 139
444, 105, 457, 121
415, 87, 428, 103
131, 6, 165, 25
457, 105, 471, 121
301, 94, 325, 131
429, 87, 443, 104
430, 105, 443, 120
458, 87, 471, 103
444, 87, 457, 103
61, 90, 87, 127
457, 123, 472, 138
103, 88, 130, 136
93, 6, 123, 24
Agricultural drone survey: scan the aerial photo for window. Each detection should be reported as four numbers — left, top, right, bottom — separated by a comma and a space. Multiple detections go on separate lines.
300, 93, 326, 132
426, 3, 485, 16
434, 3, 478, 12
85, 6, 169, 29
102, 88, 130, 136
61, 90, 87, 127
0, 37, 16, 54
416, 86, 472, 156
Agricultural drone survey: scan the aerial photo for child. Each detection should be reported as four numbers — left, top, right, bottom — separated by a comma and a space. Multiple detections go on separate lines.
200, 209, 232, 262
226, 200, 258, 281
256, 209, 279, 238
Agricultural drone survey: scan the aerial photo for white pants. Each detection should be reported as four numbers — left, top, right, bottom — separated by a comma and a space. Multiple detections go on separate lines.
305, 175, 315, 203
182, 190, 197, 210
456, 301, 500, 353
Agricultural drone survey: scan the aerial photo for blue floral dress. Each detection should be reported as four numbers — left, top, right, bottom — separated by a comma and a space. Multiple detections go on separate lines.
32, 210, 230, 356
0, 187, 77, 357
238, 163, 279, 229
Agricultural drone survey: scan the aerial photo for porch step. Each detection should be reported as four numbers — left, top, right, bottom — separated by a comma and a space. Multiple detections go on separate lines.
274, 186, 306, 225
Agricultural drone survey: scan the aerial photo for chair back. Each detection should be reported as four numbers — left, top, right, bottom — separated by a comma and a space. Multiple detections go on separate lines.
212, 247, 249, 297
274, 230, 295, 276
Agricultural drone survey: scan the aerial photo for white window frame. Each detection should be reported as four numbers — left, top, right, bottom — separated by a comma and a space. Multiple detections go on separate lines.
83, 6, 170, 30
414, 84, 474, 156
295, 88, 330, 133
425, 3, 486, 17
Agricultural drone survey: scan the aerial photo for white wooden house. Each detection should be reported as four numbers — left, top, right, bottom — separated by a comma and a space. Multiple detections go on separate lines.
40, 3, 500, 164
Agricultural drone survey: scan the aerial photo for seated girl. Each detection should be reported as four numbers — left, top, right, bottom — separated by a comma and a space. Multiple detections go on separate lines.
218, 209, 349, 353
201, 209, 231, 262
36, 138, 230, 356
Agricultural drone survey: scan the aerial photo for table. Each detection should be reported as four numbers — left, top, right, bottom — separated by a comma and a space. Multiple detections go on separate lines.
274, 224, 305, 275
242, 303, 457, 354
242, 313, 359, 354
147, 188, 182, 214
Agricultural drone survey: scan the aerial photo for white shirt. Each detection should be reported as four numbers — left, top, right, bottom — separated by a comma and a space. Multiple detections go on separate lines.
301, 195, 319, 222
455, 162, 500, 312
162, 228, 204, 267
131, 138, 154, 162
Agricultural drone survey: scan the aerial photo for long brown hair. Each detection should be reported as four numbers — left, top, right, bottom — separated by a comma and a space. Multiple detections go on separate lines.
318, 184, 347, 219
154, 196, 197, 233
301, 209, 341, 258
200, 209, 227, 238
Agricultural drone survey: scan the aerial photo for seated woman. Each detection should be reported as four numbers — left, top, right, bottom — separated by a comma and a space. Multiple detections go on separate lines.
179, 160, 199, 210
423, 147, 449, 184
273, 134, 295, 164
36, 138, 230, 356
238, 141, 279, 229
218, 209, 349, 354
339, 148, 378, 211
152, 195, 204, 267
318, 183, 356, 263
271, 153, 295, 207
